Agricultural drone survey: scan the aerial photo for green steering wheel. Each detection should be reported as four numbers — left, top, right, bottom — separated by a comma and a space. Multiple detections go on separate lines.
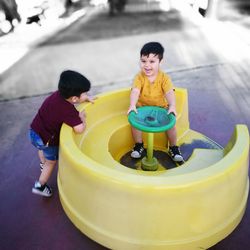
128, 106, 176, 133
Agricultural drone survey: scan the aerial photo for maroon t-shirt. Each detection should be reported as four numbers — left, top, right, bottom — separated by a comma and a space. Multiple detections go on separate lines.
31, 91, 82, 146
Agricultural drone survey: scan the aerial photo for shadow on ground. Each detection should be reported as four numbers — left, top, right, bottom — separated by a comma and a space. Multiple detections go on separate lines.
40, 9, 187, 46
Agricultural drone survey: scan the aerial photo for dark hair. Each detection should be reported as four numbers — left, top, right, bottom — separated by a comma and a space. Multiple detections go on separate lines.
140, 42, 164, 61
58, 70, 91, 99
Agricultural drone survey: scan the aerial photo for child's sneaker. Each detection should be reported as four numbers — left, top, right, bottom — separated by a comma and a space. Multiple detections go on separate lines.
131, 143, 145, 158
32, 181, 52, 197
168, 146, 184, 162
39, 162, 44, 171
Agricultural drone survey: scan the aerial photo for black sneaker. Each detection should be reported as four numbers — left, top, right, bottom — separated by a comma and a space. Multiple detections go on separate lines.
168, 146, 184, 162
32, 181, 52, 197
131, 143, 145, 159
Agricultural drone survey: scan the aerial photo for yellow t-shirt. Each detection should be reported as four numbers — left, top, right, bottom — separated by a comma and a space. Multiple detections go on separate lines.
133, 70, 174, 108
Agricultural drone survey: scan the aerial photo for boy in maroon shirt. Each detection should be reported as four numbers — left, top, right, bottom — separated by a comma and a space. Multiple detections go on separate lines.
30, 70, 94, 197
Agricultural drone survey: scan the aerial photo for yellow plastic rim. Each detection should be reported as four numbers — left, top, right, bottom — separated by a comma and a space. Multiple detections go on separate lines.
58, 88, 249, 250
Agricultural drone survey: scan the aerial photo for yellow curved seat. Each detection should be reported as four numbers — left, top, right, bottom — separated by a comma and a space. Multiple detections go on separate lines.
58, 88, 249, 250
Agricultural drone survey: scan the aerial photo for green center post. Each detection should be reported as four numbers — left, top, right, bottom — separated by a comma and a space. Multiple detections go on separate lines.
141, 132, 158, 171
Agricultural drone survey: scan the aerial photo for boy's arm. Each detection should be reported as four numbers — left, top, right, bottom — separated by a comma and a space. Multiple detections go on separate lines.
165, 89, 177, 116
127, 88, 140, 114
73, 123, 86, 134
72, 96, 96, 134
73, 110, 86, 134
86, 95, 96, 103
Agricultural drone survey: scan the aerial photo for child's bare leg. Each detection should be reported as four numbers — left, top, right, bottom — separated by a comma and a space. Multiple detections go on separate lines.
39, 159, 57, 185
38, 150, 45, 164
131, 126, 143, 143
165, 126, 177, 146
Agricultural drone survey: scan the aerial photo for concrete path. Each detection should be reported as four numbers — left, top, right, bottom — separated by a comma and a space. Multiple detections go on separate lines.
1, 3, 250, 102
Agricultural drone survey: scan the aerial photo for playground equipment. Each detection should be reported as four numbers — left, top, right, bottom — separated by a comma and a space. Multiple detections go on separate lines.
128, 106, 176, 171
58, 88, 249, 250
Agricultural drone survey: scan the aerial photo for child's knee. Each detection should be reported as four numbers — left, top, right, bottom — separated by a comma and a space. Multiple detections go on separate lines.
45, 159, 57, 168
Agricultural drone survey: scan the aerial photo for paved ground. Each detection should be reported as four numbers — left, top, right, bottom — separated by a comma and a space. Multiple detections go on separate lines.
0, 1, 98, 76
0, 1, 250, 249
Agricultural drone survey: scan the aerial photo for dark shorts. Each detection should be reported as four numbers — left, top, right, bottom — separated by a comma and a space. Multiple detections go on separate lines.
29, 129, 58, 161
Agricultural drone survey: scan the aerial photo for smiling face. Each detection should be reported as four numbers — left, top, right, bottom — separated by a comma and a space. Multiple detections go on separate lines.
140, 53, 161, 79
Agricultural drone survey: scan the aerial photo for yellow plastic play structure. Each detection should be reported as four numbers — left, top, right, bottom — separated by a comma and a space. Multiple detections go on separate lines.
58, 88, 249, 250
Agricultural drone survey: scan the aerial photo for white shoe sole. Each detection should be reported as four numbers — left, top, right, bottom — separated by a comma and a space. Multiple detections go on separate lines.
32, 188, 52, 197
131, 151, 142, 159
173, 155, 184, 162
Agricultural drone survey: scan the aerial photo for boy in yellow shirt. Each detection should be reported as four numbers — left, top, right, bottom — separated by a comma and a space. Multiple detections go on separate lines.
127, 42, 183, 162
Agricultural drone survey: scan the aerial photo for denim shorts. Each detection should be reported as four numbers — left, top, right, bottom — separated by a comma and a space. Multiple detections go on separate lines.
29, 129, 58, 161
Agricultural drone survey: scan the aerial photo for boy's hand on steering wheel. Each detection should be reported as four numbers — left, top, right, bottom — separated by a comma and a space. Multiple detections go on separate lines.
167, 105, 177, 116
127, 105, 137, 115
